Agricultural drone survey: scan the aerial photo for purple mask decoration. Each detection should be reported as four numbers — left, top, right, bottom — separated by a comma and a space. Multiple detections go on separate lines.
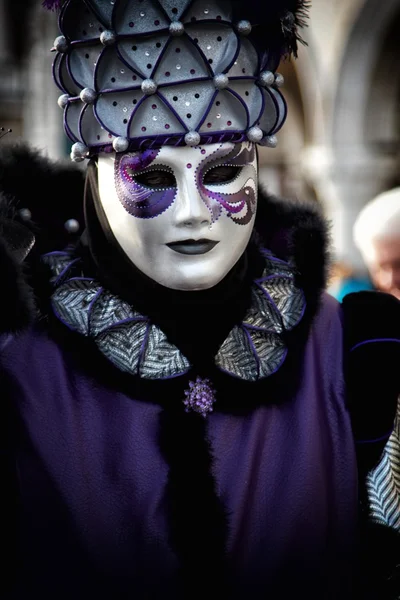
115, 149, 177, 219
114, 142, 257, 223
196, 143, 257, 225
98, 142, 258, 291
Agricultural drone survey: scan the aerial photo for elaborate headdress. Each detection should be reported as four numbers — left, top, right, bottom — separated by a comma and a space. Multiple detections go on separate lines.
45, 0, 309, 161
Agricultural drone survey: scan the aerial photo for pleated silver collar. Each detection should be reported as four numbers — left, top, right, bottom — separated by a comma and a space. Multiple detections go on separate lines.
43, 248, 305, 382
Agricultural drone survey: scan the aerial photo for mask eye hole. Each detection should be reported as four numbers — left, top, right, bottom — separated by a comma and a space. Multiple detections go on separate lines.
203, 165, 242, 185
131, 169, 176, 189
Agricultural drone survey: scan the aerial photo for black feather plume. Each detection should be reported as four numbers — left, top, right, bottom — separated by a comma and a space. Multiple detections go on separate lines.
232, 0, 311, 59
281, 1, 311, 57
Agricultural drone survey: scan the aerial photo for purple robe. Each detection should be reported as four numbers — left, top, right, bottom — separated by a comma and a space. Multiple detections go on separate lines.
1, 293, 358, 598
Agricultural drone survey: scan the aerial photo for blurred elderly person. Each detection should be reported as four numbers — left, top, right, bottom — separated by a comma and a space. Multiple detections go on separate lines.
353, 187, 400, 300
353, 190, 400, 551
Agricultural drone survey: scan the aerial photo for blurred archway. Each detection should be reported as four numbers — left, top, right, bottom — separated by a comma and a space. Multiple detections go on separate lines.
330, 0, 400, 267
258, 58, 318, 202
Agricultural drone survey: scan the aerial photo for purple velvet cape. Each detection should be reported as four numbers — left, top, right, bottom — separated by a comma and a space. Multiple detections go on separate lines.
0, 293, 358, 598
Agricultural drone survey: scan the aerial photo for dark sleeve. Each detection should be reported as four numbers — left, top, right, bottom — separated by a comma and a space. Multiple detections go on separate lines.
357, 521, 400, 600
0, 204, 35, 596
343, 292, 400, 599
342, 291, 400, 477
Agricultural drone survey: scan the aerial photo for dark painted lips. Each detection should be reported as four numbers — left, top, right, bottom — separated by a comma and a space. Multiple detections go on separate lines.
167, 239, 219, 255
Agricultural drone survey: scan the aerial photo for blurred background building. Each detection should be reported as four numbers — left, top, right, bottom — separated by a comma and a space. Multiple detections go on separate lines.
1, 0, 399, 273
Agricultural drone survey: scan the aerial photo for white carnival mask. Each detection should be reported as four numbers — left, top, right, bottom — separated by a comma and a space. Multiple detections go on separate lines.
97, 141, 258, 290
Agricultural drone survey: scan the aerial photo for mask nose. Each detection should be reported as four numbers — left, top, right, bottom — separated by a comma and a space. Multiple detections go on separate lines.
172, 173, 213, 228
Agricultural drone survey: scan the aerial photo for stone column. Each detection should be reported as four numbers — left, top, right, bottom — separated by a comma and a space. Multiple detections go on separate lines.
330, 148, 398, 269
23, 7, 66, 160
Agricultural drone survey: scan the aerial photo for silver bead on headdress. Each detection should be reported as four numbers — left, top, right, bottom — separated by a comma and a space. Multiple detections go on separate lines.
46, 0, 309, 159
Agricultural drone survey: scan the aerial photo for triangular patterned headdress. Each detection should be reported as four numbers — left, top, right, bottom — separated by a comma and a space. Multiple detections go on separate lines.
45, 0, 310, 161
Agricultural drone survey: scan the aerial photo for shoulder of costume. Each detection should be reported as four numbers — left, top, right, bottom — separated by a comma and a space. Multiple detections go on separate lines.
256, 188, 330, 318
342, 291, 400, 475
0, 142, 85, 333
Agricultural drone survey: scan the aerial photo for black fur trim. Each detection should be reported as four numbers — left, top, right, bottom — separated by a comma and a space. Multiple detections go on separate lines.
232, 0, 310, 58
356, 521, 400, 600
0, 194, 36, 332
0, 142, 85, 256
158, 407, 230, 597
0, 143, 85, 332
0, 227, 36, 333
255, 190, 330, 316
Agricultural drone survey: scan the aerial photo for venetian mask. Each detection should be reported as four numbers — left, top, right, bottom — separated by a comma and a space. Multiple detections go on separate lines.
97, 141, 258, 290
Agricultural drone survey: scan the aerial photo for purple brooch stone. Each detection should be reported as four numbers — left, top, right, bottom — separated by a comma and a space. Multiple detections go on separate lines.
183, 377, 216, 417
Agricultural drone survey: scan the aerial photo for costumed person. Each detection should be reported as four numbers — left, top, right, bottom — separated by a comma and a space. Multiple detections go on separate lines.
0, 1, 399, 598
353, 190, 400, 532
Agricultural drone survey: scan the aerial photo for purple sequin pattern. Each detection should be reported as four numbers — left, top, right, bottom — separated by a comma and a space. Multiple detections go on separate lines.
115, 150, 177, 219
183, 377, 216, 417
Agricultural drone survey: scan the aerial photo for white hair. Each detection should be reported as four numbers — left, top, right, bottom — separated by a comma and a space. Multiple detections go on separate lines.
353, 187, 400, 264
